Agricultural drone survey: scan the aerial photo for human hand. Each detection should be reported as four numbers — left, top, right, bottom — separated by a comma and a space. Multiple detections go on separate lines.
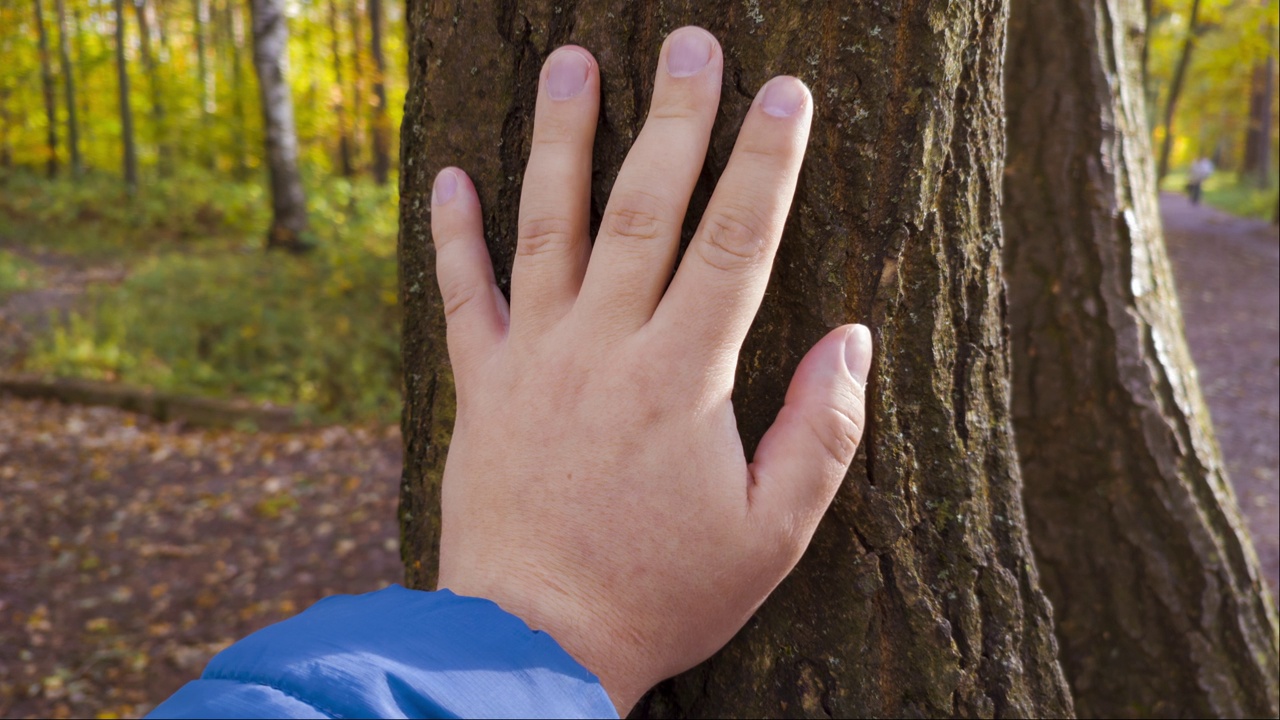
430, 26, 872, 715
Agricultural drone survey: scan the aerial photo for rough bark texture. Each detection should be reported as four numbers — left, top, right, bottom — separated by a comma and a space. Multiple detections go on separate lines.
34, 0, 58, 179
1004, 1, 1280, 718
54, 0, 79, 177
113, 0, 138, 194
248, 0, 308, 248
398, 1, 1074, 716
369, 0, 391, 184
1243, 55, 1275, 189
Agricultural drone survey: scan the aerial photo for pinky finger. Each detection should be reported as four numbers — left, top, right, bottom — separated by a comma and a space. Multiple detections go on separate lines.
431, 168, 509, 367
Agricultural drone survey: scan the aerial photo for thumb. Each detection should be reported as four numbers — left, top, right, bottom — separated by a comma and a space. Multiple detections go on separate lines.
749, 324, 872, 534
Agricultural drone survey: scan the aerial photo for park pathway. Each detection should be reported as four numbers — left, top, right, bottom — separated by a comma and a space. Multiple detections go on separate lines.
1160, 192, 1280, 594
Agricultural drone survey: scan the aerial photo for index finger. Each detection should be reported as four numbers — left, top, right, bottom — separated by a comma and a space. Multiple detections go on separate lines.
650, 76, 812, 354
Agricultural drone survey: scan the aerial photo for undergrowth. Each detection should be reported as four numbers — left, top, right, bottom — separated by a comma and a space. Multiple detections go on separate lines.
1, 169, 402, 423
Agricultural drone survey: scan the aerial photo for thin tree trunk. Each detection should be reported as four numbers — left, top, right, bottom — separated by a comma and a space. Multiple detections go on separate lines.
54, 0, 80, 177
0, 83, 12, 169
194, 0, 214, 169
132, 0, 168, 175
328, 0, 354, 178
248, 0, 309, 249
114, 0, 138, 195
398, 1, 1074, 715
347, 0, 364, 172
368, 0, 390, 184
229, 0, 250, 179
1156, 0, 1202, 181
34, 0, 58, 178
1004, 0, 1280, 717
1243, 55, 1275, 188
73, 5, 91, 144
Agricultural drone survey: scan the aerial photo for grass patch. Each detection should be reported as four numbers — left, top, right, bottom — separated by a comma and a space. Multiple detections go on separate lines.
0, 249, 42, 300
3, 169, 403, 423
1162, 170, 1280, 221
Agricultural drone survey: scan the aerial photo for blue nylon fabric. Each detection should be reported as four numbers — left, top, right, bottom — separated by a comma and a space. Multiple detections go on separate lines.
146, 585, 618, 719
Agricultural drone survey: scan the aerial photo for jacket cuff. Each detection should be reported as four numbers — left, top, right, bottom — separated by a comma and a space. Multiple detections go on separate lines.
148, 585, 618, 719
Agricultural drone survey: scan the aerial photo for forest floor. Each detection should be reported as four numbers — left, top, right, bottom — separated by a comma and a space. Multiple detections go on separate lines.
0, 196, 1277, 718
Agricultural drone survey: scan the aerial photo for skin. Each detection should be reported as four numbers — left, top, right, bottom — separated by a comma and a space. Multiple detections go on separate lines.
431, 26, 872, 716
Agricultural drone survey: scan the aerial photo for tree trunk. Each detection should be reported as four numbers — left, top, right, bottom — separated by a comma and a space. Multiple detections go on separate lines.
1156, 0, 1201, 182
368, 0, 390, 184
194, 0, 214, 169
248, 0, 308, 248
347, 0, 364, 172
132, 0, 168, 175
72, 5, 91, 144
1004, 1, 1280, 718
54, 0, 80, 177
398, 1, 1074, 715
34, 0, 58, 179
1243, 56, 1275, 189
113, 0, 138, 195
227, 0, 250, 179
328, 0, 354, 178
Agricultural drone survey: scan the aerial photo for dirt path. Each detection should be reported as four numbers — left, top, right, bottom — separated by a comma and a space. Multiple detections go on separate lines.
1160, 192, 1280, 593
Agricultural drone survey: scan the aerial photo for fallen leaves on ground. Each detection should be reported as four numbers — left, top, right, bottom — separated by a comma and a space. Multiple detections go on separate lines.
0, 397, 403, 718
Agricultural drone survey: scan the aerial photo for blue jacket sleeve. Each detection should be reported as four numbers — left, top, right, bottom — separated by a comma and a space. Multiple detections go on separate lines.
146, 585, 618, 719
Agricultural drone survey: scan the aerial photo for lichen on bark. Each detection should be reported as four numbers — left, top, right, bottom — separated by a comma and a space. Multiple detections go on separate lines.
398, 1, 1073, 716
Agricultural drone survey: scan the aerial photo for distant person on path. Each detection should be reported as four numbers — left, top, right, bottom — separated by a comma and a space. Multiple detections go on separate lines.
1187, 156, 1215, 205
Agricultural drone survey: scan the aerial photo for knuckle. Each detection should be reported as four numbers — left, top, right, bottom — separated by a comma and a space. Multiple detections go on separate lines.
805, 403, 861, 463
440, 278, 484, 320
517, 214, 576, 257
603, 193, 668, 245
697, 207, 769, 271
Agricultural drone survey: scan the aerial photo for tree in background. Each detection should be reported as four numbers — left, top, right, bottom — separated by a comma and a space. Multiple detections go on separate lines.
1157, 0, 1203, 180
1004, 0, 1280, 715
113, 0, 138, 195
369, 0, 390, 185
33, 0, 58, 179
54, 0, 80, 177
1243, 53, 1275, 187
248, 0, 308, 250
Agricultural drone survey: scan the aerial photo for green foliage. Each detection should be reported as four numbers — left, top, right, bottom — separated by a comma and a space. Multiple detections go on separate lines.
0, 248, 41, 300
11, 171, 403, 423
1163, 170, 1280, 220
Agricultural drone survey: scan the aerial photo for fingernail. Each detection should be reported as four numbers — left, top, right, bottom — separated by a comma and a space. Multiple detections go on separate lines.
667, 27, 713, 77
547, 48, 590, 100
844, 324, 873, 387
760, 76, 808, 117
433, 169, 457, 205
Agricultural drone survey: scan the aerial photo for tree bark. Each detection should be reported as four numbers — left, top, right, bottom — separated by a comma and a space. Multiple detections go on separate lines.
54, 0, 80, 177
368, 0, 390, 184
398, 1, 1074, 715
328, 0, 354, 178
113, 0, 138, 195
1243, 56, 1275, 189
1004, 1, 1280, 717
248, 0, 308, 248
34, 0, 58, 179
1156, 0, 1201, 181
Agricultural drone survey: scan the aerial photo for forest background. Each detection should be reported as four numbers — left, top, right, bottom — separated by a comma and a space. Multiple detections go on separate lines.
0, 0, 1277, 717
